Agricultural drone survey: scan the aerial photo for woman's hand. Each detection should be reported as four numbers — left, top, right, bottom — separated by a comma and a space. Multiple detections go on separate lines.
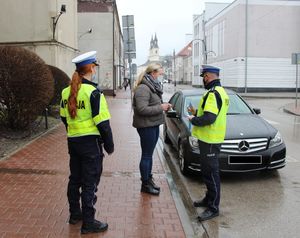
161, 103, 172, 111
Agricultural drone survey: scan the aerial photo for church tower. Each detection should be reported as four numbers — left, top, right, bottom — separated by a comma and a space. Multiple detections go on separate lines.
148, 33, 160, 62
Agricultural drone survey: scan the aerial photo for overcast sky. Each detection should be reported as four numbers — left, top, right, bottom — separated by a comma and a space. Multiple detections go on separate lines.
116, 0, 233, 65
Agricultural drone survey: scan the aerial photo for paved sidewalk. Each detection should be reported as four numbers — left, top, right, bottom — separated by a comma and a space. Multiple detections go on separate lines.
0, 89, 186, 238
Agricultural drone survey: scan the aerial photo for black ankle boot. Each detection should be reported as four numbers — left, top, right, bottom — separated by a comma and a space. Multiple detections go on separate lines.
81, 219, 108, 234
141, 181, 160, 195
149, 177, 160, 191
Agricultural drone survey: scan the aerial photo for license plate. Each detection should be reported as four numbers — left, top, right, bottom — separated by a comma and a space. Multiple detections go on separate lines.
228, 155, 262, 165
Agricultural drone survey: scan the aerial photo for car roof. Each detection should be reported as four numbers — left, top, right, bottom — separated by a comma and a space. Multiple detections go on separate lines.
180, 88, 236, 96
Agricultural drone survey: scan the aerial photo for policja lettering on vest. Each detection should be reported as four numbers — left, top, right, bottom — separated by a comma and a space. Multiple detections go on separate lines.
63, 99, 86, 109
187, 64, 229, 222
60, 51, 114, 234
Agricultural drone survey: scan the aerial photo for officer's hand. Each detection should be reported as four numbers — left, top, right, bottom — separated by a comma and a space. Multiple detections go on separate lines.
187, 115, 195, 121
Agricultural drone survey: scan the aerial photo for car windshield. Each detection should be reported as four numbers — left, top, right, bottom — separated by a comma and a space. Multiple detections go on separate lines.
183, 94, 252, 116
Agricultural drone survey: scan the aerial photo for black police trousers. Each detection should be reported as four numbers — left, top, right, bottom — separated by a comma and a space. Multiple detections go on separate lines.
198, 140, 221, 213
67, 135, 103, 224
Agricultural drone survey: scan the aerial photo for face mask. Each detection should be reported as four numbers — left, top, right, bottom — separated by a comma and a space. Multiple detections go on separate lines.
91, 74, 97, 83
157, 76, 163, 82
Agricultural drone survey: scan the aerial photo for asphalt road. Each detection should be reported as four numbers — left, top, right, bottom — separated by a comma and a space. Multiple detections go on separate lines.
161, 84, 300, 238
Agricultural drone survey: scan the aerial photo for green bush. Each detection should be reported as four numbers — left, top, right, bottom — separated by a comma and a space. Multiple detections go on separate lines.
48, 65, 70, 106
0, 46, 54, 130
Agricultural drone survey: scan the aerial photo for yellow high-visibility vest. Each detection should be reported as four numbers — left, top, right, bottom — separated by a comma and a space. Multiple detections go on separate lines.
192, 86, 229, 144
60, 84, 111, 137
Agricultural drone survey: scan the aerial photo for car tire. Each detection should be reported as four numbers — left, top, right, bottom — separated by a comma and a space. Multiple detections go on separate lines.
178, 141, 189, 175
163, 124, 172, 144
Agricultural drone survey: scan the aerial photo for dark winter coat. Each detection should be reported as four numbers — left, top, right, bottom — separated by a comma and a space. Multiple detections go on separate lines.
132, 78, 164, 128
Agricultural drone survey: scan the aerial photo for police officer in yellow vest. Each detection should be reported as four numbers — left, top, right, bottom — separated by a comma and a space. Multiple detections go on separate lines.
60, 51, 114, 234
187, 65, 229, 221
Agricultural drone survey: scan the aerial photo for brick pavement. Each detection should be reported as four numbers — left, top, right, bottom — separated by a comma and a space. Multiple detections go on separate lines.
0, 89, 186, 238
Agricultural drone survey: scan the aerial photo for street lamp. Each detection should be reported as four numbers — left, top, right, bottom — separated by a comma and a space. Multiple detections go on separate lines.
79, 28, 93, 39
188, 38, 216, 64
51, 4, 66, 41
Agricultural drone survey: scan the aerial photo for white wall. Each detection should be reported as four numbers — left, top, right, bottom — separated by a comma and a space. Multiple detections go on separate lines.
78, 12, 114, 90
0, 0, 78, 77
0, 0, 77, 47
203, 0, 300, 90
214, 57, 297, 90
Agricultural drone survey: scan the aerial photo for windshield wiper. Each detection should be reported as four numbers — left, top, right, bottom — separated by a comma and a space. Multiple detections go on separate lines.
227, 112, 241, 115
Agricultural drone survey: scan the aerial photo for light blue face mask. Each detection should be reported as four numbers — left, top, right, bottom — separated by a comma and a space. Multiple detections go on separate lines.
157, 76, 163, 83
91, 74, 97, 83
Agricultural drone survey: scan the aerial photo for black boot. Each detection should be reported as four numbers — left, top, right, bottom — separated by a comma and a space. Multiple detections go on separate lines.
81, 219, 108, 234
141, 181, 160, 195
149, 176, 160, 191
193, 198, 208, 208
68, 213, 82, 224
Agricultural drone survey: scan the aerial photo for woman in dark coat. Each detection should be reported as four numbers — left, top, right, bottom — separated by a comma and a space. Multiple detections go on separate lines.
132, 63, 171, 195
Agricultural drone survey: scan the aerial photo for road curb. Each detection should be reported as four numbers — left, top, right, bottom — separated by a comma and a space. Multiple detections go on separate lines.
156, 139, 199, 238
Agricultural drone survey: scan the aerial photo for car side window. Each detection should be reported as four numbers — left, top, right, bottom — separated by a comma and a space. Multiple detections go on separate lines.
169, 93, 180, 108
174, 95, 182, 115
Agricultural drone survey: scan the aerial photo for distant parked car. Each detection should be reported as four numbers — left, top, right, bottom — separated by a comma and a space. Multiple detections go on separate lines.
163, 79, 168, 84
164, 89, 286, 175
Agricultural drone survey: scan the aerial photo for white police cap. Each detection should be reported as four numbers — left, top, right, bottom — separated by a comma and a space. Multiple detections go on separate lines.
72, 51, 99, 68
200, 64, 221, 77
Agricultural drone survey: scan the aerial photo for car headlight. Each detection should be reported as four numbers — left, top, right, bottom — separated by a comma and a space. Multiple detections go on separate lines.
189, 136, 199, 149
269, 132, 283, 148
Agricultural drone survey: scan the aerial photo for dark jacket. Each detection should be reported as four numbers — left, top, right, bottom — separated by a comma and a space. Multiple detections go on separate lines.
132, 78, 164, 128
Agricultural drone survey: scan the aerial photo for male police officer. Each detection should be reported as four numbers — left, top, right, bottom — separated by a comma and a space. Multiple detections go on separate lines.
60, 51, 114, 234
187, 65, 229, 221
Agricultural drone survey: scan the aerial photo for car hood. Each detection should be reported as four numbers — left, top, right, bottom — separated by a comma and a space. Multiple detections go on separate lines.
183, 114, 278, 139
225, 114, 277, 139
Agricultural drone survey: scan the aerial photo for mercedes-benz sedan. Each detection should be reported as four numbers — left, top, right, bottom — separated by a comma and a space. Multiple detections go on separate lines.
164, 89, 286, 175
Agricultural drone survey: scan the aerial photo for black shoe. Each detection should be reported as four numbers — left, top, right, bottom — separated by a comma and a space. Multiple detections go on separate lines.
193, 198, 208, 208
68, 214, 82, 225
149, 177, 160, 191
141, 183, 160, 196
81, 220, 108, 234
197, 209, 219, 222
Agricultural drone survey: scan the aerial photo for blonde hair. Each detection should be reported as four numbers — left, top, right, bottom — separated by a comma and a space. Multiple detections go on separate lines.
134, 63, 162, 90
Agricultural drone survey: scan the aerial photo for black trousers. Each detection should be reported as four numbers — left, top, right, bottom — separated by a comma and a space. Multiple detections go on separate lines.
198, 140, 221, 213
67, 136, 103, 224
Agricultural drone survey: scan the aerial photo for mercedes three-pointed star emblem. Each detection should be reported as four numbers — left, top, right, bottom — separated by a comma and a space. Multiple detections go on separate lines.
238, 140, 250, 152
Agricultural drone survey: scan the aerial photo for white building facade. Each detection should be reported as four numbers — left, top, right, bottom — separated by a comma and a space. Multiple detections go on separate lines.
0, 0, 78, 77
78, 0, 123, 96
193, 0, 300, 91
174, 42, 193, 85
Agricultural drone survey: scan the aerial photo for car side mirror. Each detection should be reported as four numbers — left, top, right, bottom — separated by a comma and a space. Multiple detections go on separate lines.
253, 108, 261, 114
166, 110, 178, 118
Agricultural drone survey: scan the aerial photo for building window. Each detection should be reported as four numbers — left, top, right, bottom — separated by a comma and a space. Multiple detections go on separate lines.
218, 20, 225, 56
194, 65, 199, 76
194, 42, 199, 57
194, 23, 200, 38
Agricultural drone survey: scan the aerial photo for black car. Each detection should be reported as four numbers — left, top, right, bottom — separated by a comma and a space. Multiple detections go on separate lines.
164, 89, 286, 175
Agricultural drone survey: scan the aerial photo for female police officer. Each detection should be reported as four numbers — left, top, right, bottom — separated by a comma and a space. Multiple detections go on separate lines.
60, 51, 114, 234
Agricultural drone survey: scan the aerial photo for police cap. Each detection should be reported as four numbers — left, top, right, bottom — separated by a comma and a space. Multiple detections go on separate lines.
200, 65, 221, 77
72, 51, 99, 68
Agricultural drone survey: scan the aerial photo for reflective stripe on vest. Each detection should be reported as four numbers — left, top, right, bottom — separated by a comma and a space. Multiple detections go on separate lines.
60, 84, 110, 137
93, 94, 111, 124
192, 86, 229, 144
